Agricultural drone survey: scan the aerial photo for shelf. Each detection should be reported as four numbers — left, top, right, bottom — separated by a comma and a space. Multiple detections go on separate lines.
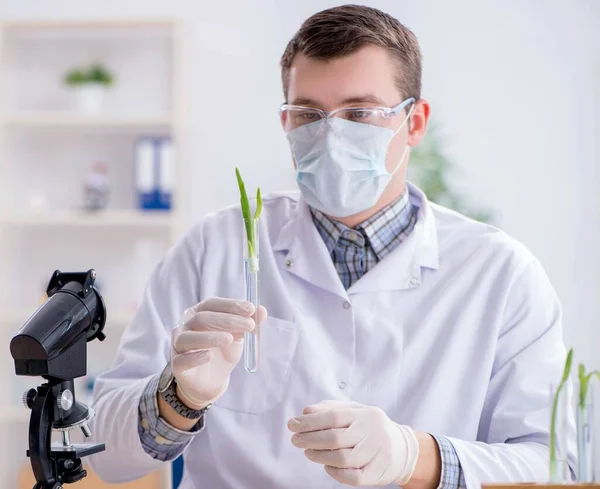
0, 19, 178, 43
2, 210, 174, 228
1, 113, 174, 131
1, 19, 178, 29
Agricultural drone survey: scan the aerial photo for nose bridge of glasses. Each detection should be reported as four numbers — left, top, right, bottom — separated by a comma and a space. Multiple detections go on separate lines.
319, 110, 349, 134
327, 106, 361, 120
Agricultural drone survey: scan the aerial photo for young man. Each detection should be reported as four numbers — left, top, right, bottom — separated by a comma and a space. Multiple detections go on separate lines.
89, 5, 575, 488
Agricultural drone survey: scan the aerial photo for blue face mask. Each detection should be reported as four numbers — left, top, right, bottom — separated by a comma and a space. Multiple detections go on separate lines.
287, 98, 414, 218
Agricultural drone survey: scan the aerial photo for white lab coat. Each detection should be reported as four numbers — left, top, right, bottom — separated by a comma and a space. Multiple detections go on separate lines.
89, 183, 576, 489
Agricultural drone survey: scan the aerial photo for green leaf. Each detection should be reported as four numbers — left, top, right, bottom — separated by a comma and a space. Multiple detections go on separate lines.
577, 367, 600, 409
581, 372, 598, 408
235, 167, 250, 218
236, 167, 262, 259
579, 364, 587, 407
236, 167, 252, 239
64, 65, 114, 86
254, 187, 263, 220
562, 349, 573, 384
64, 69, 86, 86
87, 64, 114, 85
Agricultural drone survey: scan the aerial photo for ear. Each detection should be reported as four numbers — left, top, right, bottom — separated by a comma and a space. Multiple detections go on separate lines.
407, 98, 430, 147
280, 109, 288, 131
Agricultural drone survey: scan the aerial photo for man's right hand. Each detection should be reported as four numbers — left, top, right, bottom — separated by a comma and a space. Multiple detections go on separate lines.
169, 297, 267, 409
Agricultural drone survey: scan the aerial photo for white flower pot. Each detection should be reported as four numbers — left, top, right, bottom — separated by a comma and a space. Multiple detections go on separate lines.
73, 83, 107, 115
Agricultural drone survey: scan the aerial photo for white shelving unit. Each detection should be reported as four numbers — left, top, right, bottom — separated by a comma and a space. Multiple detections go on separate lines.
1, 112, 174, 126
0, 19, 187, 487
3, 209, 174, 227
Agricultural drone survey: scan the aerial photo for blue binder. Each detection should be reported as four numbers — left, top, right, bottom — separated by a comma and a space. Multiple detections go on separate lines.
134, 136, 173, 211
172, 455, 184, 488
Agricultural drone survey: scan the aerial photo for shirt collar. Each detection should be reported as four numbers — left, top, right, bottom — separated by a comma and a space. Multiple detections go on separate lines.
310, 189, 414, 260
272, 183, 439, 296
310, 207, 348, 256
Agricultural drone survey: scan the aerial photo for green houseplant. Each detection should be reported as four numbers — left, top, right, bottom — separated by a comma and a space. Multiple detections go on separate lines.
64, 69, 87, 86
64, 64, 114, 88
409, 121, 493, 223
63, 64, 115, 115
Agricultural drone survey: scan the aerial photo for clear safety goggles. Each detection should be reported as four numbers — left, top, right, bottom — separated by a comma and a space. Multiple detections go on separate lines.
280, 97, 416, 134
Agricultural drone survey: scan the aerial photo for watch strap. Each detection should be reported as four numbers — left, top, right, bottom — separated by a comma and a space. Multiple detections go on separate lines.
160, 381, 212, 420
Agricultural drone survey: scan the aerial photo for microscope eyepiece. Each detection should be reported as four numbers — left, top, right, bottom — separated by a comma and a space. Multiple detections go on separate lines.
10, 269, 106, 380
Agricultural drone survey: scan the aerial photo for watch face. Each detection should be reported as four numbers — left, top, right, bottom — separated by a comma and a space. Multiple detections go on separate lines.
158, 363, 174, 392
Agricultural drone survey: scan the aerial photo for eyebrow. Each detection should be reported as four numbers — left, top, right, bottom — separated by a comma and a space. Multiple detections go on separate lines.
340, 94, 388, 106
288, 97, 322, 107
289, 94, 388, 108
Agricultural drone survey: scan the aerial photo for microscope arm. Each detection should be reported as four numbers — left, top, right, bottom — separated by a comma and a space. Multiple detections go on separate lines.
28, 384, 56, 486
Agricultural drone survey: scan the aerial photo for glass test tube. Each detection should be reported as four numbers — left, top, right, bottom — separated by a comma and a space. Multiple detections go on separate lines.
550, 382, 571, 484
576, 381, 594, 482
243, 218, 260, 373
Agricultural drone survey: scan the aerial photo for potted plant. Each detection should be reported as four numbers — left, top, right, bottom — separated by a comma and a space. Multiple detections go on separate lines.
409, 121, 494, 223
63, 64, 115, 115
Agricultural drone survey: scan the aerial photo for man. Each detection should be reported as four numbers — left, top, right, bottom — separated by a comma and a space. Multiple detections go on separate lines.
89, 5, 575, 488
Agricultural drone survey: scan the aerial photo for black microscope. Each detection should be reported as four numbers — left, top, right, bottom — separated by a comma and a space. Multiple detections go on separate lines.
10, 270, 107, 489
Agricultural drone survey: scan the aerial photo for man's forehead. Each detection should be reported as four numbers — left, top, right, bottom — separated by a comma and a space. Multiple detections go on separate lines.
286, 47, 401, 108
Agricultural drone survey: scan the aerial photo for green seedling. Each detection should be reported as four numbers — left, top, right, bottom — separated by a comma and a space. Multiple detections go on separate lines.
235, 167, 262, 272
578, 363, 600, 409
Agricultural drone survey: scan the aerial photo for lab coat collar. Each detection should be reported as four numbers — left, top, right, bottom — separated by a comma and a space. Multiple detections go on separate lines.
409, 182, 440, 270
273, 194, 349, 299
273, 182, 439, 296
347, 183, 440, 294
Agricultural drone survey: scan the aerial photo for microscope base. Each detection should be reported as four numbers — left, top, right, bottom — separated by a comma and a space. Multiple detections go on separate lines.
27, 442, 105, 488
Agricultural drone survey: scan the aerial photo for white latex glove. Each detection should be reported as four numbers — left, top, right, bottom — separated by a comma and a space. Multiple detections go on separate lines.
288, 400, 419, 487
171, 297, 267, 408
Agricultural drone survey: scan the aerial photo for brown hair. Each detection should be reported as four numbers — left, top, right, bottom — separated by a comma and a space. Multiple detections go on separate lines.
280, 4, 422, 102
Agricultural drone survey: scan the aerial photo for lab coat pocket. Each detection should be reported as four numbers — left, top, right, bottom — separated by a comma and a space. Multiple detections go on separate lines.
214, 316, 300, 414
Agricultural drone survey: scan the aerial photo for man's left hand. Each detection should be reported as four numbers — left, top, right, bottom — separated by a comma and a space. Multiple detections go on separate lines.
288, 400, 420, 487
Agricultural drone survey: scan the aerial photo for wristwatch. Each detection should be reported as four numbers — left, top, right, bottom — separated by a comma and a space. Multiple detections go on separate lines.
157, 363, 212, 420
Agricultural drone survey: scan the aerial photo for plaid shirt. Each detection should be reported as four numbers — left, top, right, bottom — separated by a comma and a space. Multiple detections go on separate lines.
138, 375, 200, 462
138, 189, 465, 489
311, 190, 417, 289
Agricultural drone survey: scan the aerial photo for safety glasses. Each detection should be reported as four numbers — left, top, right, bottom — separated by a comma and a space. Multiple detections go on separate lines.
280, 97, 415, 134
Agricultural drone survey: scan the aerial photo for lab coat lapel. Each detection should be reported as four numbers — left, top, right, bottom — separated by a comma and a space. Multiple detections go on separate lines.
348, 184, 440, 294
273, 196, 348, 299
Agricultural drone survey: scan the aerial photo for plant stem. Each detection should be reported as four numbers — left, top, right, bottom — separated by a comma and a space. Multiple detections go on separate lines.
549, 348, 573, 482
550, 390, 561, 481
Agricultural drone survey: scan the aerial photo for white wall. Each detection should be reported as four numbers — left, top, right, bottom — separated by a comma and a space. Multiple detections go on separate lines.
2, 0, 599, 470
7, 0, 596, 359
411, 0, 600, 368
